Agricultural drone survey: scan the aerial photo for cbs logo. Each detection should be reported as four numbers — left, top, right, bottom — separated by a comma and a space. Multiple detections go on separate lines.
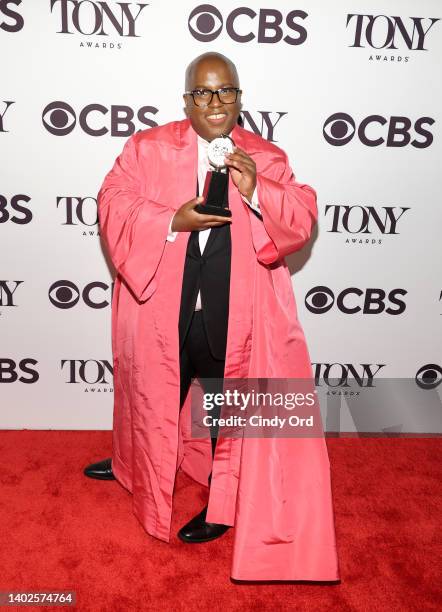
0, 0, 24, 33
48, 280, 113, 309
0, 194, 32, 224
0, 359, 39, 383
42, 101, 158, 137
305, 286, 407, 315
188, 4, 307, 45
323, 112, 434, 148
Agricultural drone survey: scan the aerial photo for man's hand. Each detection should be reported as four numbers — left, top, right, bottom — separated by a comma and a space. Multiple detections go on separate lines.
224, 147, 256, 202
171, 196, 232, 232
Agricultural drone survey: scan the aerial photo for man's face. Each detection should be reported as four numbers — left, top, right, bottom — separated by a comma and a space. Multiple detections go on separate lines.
183, 59, 241, 142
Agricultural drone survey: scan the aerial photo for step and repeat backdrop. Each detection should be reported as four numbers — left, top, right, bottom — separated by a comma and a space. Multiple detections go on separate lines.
2, 1, 441, 430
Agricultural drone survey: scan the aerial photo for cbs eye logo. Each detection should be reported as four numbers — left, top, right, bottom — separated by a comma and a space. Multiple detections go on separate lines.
305, 286, 335, 314
323, 112, 434, 148
42, 101, 76, 136
188, 4, 308, 45
189, 4, 222, 41
415, 364, 442, 390
48, 280, 112, 309
323, 113, 356, 146
305, 286, 407, 315
42, 101, 158, 137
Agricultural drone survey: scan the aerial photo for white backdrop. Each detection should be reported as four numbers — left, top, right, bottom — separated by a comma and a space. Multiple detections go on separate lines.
2, 0, 441, 429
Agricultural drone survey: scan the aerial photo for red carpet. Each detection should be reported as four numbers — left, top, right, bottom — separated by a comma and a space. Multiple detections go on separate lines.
0, 432, 441, 611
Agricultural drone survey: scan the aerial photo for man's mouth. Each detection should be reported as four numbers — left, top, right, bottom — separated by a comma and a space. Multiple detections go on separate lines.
206, 112, 227, 125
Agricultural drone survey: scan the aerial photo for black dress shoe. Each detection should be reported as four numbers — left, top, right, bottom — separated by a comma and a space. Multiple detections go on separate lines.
177, 506, 230, 543
83, 458, 115, 480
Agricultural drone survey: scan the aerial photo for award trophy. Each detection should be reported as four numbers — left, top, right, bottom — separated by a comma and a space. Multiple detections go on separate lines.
194, 134, 234, 218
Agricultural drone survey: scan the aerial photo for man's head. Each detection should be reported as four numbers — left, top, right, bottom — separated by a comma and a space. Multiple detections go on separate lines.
183, 52, 241, 142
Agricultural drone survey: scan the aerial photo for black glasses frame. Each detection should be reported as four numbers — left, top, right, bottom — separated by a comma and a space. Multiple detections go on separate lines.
184, 87, 242, 107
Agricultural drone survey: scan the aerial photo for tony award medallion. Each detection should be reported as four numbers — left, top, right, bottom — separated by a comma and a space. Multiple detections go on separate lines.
207, 134, 235, 169
194, 134, 234, 218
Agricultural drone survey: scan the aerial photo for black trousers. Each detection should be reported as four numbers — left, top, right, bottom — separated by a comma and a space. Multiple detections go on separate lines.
179, 310, 226, 458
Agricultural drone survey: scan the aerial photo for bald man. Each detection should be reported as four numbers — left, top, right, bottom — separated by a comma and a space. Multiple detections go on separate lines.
84, 53, 339, 580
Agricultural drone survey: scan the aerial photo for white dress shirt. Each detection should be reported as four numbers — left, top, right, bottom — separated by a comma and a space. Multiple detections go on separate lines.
166, 134, 261, 310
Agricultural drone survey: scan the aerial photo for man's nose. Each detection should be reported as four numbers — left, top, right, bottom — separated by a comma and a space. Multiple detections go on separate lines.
208, 92, 223, 108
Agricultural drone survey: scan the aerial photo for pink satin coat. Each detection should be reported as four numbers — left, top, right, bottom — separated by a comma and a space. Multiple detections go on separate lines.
98, 118, 339, 581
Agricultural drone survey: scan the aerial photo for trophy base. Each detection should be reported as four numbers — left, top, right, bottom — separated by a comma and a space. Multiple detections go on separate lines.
194, 204, 232, 218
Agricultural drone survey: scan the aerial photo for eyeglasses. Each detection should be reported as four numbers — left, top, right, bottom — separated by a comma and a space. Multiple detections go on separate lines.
184, 87, 242, 107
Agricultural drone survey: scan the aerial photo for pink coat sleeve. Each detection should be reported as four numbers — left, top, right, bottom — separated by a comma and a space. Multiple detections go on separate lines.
248, 151, 318, 265
97, 134, 174, 302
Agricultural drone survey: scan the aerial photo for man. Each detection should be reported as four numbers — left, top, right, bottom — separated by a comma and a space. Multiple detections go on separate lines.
85, 52, 339, 581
